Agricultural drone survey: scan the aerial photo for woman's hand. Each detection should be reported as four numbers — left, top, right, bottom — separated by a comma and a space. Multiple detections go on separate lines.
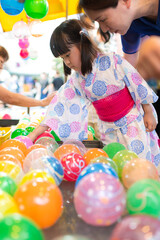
136, 36, 160, 80
143, 111, 157, 132
40, 91, 57, 107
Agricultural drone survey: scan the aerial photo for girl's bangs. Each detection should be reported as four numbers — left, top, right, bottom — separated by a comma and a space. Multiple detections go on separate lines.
51, 32, 72, 57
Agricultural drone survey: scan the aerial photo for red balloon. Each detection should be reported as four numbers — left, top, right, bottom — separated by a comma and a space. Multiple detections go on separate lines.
34, 131, 55, 144
20, 49, 29, 59
61, 153, 87, 181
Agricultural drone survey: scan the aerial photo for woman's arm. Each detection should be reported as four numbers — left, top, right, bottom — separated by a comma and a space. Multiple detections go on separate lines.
0, 85, 56, 107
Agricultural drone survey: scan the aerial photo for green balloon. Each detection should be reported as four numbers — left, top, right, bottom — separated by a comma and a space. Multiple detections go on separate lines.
0, 214, 44, 240
88, 125, 95, 136
0, 175, 17, 196
11, 129, 28, 139
24, 0, 49, 19
127, 179, 160, 218
50, 130, 61, 141
25, 126, 35, 134
103, 142, 126, 159
113, 150, 138, 179
90, 156, 118, 174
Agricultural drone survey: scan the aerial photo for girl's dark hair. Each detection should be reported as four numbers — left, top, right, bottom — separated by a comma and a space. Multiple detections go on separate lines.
0, 46, 9, 62
78, 0, 119, 43
50, 19, 100, 76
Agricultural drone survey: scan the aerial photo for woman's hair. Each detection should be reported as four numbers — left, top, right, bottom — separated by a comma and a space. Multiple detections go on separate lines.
50, 19, 100, 76
78, 0, 119, 43
0, 46, 9, 62
78, 0, 118, 11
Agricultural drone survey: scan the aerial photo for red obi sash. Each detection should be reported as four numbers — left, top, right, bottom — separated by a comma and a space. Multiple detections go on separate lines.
92, 87, 134, 122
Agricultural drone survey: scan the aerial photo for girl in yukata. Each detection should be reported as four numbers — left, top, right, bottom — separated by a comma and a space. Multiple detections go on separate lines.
28, 19, 160, 168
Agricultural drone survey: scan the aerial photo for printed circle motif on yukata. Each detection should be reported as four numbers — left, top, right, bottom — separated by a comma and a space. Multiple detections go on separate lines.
99, 56, 111, 70
58, 124, 71, 138
92, 81, 107, 96
131, 139, 144, 154
54, 102, 64, 116
137, 85, 148, 99
70, 104, 80, 114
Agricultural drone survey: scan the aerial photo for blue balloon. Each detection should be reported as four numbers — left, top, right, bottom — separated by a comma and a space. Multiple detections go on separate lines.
75, 163, 118, 187
1, 0, 24, 15
40, 156, 64, 186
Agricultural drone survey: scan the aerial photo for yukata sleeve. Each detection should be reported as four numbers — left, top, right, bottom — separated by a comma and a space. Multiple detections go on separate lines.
113, 54, 158, 105
40, 74, 90, 141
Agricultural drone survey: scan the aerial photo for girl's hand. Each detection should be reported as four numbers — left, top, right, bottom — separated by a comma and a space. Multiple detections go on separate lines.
143, 112, 157, 132
136, 36, 160, 80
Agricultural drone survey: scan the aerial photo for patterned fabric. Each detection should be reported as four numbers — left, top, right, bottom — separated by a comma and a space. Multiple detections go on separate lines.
41, 52, 160, 166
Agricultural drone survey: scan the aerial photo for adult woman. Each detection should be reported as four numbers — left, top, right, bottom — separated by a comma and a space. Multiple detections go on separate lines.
78, 0, 160, 81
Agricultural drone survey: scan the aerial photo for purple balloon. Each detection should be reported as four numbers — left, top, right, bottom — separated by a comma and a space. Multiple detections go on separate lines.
74, 172, 126, 226
110, 215, 160, 240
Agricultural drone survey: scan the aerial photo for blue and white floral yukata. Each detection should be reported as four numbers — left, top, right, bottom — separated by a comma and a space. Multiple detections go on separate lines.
41, 53, 160, 167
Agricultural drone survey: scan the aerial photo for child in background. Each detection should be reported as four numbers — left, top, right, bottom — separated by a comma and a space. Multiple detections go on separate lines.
28, 19, 160, 167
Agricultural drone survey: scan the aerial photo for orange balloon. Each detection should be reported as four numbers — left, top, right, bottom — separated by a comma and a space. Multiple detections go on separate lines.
122, 158, 159, 189
0, 139, 28, 156
87, 131, 94, 140
14, 178, 63, 229
0, 147, 25, 167
27, 144, 46, 156
54, 144, 81, 161
0, 154, 21, 166
83, 148, 108, 165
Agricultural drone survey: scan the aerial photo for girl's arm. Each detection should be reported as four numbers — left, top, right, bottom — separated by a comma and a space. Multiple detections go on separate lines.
28, 125, 49, 142
142, 104, 157, 132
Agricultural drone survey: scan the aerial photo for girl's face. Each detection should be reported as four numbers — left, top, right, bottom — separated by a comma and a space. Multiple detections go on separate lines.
85, 0, 133, 35
60, 45, 81, 72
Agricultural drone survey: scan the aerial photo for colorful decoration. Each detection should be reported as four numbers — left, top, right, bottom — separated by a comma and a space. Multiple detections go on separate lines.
0, 161, 24, 184
90, 156, 118, 174
0, 139, 28, 156
35, 137, 59, 153
61, 153, 87, 181
23, 148, 52, 173
54, 144, 81, 161
103, 142, 126, 159
110, 215, 160, 240
27, 144, 46, 155
24, 0, 49, 19
11, 128, 28, 139
0, 189, 19, 220
0, 173, 17, 196
1, 0, 24, 15
29, 20, 45, 37
113, 150, 138, 179
27, 156, 64, 186
75, 162, 118, 187
0, 214, 45, 240
15, 136, 33, 149
62, 139, 87, 155
20, 48, 29, 59
12, 20, 30, 38
14, 178, 63, 229
122, 158, 159, 189
34, 131, 55, 143
74, 173, 126, 226
20, 169, 56, 186
18, 38, 30, 49
127, 179, 160, 218
0, 147, 25, 167
83, 148, 108, 165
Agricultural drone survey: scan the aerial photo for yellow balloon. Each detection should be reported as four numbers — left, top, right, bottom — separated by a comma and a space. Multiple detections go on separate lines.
16, 123, 28, 129
20, 170, 56, 186
0, 189, 19, 220
0, 161, 24, 184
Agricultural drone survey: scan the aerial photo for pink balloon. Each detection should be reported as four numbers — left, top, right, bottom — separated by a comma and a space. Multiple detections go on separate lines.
110, 215, 160, 240
18, 38, 29, 49
15, 136, 33, 149
74, 172, 126, 226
